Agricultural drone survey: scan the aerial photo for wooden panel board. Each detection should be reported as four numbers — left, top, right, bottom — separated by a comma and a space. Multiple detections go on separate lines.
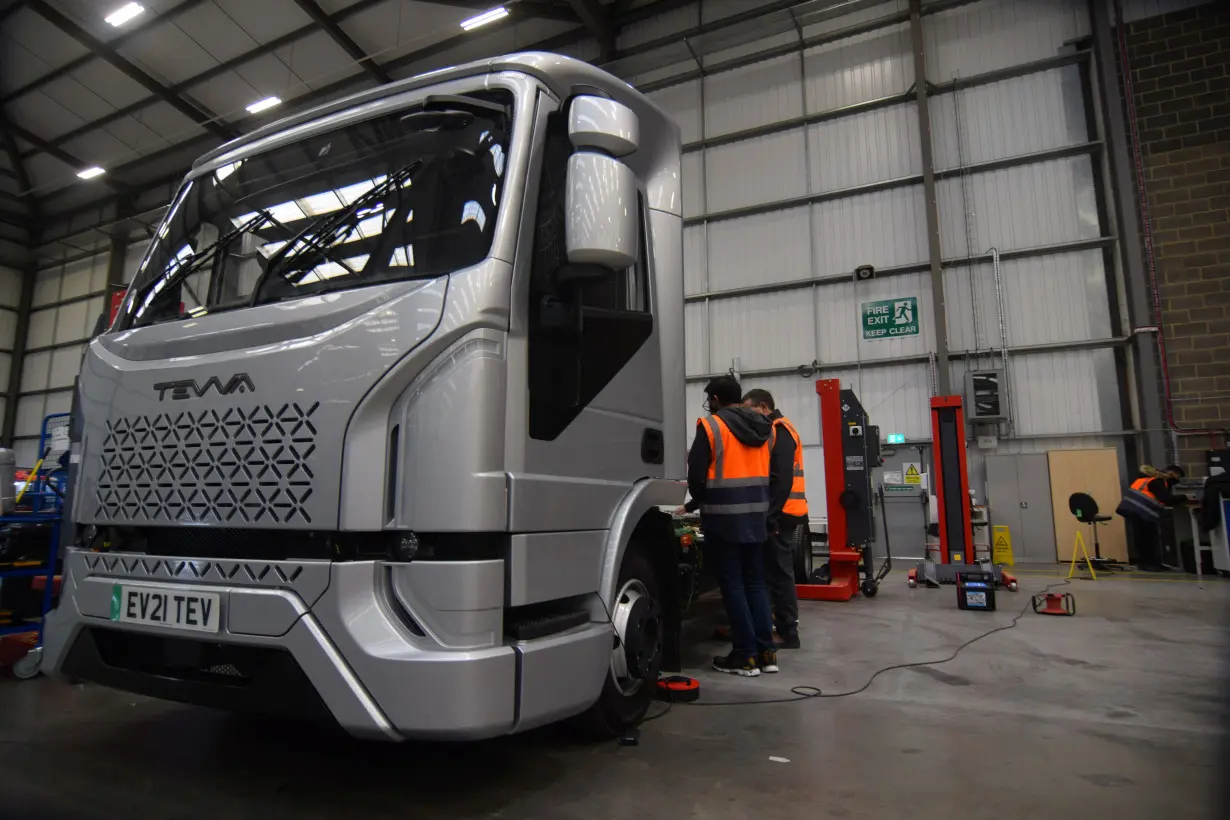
1047, 448, 1126, 562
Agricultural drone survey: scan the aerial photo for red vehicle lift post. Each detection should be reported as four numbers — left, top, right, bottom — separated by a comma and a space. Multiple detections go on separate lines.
797, 379, 888, 601
906, 395, 1017, 591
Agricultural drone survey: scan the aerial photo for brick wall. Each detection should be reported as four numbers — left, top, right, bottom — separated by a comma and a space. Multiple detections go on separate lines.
1122, 1, 1230, 473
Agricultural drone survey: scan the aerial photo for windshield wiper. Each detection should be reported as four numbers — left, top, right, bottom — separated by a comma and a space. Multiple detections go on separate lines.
252, 160, 423, 302
129, 211, 272, 324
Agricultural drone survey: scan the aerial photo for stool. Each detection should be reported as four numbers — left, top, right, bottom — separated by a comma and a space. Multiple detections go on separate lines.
1068, 492, 1121, 571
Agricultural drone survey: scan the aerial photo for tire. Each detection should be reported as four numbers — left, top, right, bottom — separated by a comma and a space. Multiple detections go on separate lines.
861, 580, 879, 598
792, 523, 813, 584
577, 546, 663, 738
13, 647, 42, 680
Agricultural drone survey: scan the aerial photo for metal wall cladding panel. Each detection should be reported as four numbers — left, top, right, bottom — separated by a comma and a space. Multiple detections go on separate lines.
803, 21, 913, 114
0, 309, 16, 349
684, 301, 710, 377
682, 152, 704, 219
647, 80, 703, 145
930, 67, 1088, 170
807, 101, 921, 193
20, 350, 49, 393
943, 250, 1112, 353
815, 271, 934, 363
951, 349, 1108, 436
704, 30, 800, 68
801, 0, 910, 40
0, 266, 23, 309
706, 207, 812, 292
812, 185, 928, 276
935, 156, 1100, 259
704, 54, 804, 137
924, 0, 1089, 81
822, 364, 935, 441
617, 2, 698, 50
0, 353, 10, 392
683, 224, 708, 295
704, 130, 809, 213
59, 253, 108, 301
708, 291, 817, 373
123, 239, 151, 285
15, 394, 49, 440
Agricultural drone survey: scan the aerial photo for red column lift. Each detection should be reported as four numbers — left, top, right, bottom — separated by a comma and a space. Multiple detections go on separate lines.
796, 379, 890, 602
906, 395, 1018, 591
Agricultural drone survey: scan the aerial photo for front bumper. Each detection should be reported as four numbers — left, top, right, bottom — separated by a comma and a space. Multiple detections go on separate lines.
43, 549, 600, 740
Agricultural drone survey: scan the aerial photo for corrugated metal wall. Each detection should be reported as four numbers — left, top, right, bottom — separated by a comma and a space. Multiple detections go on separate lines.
644, 0, 1127, 513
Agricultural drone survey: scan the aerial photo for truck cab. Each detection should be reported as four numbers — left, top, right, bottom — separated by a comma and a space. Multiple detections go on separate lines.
42, 53, 685, 740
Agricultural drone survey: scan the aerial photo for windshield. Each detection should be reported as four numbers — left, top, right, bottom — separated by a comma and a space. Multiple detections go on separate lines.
120, 91, 512, 329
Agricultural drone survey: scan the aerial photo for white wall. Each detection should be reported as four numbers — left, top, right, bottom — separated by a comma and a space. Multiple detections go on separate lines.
642, 0, 1125, 516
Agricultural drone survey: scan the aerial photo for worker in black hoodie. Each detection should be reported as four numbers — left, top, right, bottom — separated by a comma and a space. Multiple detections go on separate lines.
678, 375, 777, 677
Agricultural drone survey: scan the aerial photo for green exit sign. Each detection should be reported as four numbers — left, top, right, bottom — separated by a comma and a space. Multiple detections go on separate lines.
861, 296, 919, 340
886, 433, 905, 444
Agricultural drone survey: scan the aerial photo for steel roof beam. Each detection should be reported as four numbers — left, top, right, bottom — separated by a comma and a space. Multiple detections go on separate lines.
2, 0, 210, 104
25, 0, 238, 140
566, 0, 616, 60
5, 118, 130, 194
292, 0, 392, 84
0, 109, 36, 217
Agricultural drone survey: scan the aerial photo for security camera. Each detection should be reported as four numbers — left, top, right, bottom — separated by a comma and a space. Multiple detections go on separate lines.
854, 264, 875, 281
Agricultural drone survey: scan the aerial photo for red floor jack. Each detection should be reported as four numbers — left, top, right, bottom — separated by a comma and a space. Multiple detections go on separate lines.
797, 380, 891, 602
906, 396, 1018, 592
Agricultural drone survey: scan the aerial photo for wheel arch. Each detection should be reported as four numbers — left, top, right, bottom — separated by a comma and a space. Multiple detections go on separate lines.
599, 478, 685, 672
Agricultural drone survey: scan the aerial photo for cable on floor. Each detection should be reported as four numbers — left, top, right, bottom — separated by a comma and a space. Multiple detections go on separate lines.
639, 579, 1070, 722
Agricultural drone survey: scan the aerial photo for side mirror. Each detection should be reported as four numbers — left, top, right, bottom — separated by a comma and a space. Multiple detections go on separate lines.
565, 153, 638, 271
564, 95, 639, 271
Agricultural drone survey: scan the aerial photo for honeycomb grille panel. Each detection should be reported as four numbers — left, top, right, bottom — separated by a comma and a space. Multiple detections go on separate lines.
93, 403, 319, 525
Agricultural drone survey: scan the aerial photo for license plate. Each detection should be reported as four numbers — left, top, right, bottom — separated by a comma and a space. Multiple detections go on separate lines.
110, 585, 220, 633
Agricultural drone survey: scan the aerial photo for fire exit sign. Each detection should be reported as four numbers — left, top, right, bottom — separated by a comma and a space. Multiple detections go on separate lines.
861, 296, 919, 340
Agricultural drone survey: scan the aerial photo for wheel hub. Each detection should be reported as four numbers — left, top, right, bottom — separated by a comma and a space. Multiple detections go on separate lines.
610, 579, 662, 695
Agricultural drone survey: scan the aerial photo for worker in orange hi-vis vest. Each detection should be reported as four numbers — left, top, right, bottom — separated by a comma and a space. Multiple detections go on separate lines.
1115, 463, 1185, 572
676, 375, 776, 678
743, 389, 807, 650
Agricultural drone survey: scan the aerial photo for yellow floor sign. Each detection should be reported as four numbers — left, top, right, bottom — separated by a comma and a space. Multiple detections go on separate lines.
992, 525, 1014, 565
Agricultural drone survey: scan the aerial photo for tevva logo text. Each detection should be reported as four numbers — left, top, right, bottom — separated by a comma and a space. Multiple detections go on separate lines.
154, 374, 255, 401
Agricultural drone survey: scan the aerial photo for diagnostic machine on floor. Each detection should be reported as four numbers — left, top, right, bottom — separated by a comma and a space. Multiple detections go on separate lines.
907, 396, 1018, 592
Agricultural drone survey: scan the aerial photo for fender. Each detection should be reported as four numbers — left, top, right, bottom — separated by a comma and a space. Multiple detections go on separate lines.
599, 477, 685, 609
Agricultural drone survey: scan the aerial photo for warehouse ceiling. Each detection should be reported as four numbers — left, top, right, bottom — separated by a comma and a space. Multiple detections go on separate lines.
0, 0, 666, 240
0, 0, 908, 259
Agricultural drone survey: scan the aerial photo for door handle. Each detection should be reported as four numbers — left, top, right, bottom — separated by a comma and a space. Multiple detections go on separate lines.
641, 428, 664, 465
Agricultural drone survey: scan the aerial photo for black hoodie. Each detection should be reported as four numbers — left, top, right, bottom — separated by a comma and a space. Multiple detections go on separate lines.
684, 406, 774, 526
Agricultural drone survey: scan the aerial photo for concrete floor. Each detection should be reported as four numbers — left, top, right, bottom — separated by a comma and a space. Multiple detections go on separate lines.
1, 569, 1228, 819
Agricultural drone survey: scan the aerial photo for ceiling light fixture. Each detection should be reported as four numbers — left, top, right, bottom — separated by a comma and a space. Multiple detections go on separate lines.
104, 3, 145, 27
460, 6, 509, 31
246, 96, 282, 114
77, 166, 106, 180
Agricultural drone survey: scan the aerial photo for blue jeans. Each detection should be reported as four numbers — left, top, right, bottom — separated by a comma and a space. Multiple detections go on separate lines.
708, 537, 775, 658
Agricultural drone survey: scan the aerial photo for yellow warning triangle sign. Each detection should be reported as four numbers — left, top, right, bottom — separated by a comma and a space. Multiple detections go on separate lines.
994, 534, 1008, 547
905, 465, 920, 477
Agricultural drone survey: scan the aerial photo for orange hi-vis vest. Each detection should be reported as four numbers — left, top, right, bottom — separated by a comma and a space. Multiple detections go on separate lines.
1130, 477, 1157, 500
1118, 476, 1165, 523
699, 414, 773, 542
773, 416, 808, 518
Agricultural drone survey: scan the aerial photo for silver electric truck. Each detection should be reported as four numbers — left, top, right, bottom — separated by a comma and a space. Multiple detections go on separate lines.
42, 53, 686, 740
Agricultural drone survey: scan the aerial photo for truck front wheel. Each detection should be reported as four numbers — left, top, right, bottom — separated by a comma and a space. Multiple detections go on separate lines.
579, 546, 662, 737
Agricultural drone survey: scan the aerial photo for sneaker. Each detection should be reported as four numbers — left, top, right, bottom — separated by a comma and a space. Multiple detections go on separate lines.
774, 633, 801, 650
759, 649, 779, 673
713, 652, 760, 677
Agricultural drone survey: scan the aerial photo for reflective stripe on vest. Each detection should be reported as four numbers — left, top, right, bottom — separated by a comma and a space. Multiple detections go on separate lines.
1119, 476, 1165, 522
699, 415, 771, 518
773, 416, 808, 517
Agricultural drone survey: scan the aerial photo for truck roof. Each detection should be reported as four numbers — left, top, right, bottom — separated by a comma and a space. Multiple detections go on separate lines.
192, 52, 677, 171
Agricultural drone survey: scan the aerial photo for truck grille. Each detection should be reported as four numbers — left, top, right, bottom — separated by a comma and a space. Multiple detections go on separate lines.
93, 403, 319, 525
